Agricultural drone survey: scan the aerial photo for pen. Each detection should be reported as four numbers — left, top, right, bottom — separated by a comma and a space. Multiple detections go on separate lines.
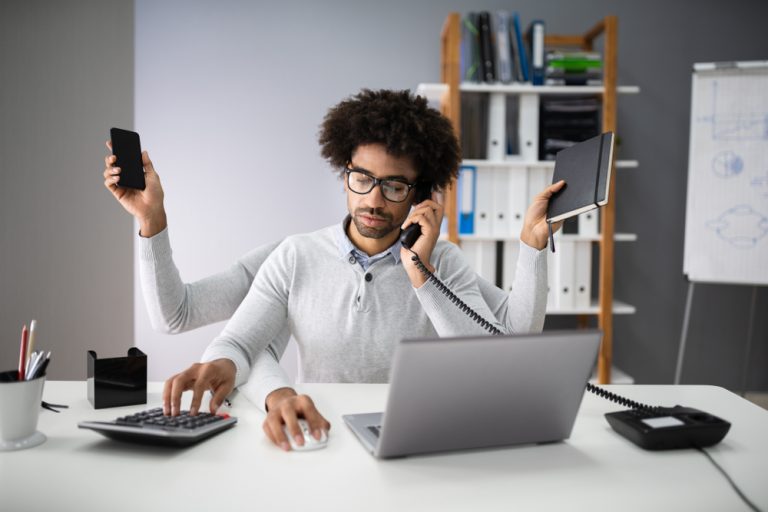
27, 320, 37, 365
25, 351, 42, 380
31, 356, 51, 380
18, 324, 29, 381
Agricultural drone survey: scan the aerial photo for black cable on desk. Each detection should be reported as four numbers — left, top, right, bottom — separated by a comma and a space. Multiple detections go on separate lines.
696, 446, 762, 512
409, 246, 759, 510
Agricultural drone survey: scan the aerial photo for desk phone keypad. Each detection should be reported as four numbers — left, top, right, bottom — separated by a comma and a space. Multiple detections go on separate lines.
78, 407, 238, 447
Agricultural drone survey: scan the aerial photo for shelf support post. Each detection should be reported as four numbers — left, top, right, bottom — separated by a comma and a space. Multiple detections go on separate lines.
597, 15, 618, 384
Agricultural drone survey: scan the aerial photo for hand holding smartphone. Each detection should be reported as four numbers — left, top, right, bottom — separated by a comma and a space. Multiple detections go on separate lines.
110, 128, 146, 190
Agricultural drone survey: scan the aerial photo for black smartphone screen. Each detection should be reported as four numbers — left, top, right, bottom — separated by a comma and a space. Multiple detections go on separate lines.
110, 128, 146, 190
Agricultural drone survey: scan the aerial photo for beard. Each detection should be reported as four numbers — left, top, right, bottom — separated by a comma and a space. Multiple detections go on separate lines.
352, 207, 398, 239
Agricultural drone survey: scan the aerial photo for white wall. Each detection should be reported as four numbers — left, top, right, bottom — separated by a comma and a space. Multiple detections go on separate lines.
133, 0, 446, 380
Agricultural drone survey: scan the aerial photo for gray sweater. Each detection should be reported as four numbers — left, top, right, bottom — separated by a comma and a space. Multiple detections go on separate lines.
138, 222, 547, 409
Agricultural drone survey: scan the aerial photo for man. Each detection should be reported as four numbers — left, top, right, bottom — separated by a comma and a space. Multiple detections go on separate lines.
103, 89, 564, 451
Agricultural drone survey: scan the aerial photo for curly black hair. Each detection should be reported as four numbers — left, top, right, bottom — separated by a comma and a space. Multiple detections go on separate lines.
318, 89, 460, 190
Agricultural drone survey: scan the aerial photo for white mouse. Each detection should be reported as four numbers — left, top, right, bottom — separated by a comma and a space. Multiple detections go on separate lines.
283, 419, 328, 451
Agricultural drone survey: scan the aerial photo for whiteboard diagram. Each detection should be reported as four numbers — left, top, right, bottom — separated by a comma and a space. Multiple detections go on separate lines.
684, 63, 768, 285
711, 150, 744, 178
698, 81, 768, 141
706, 205, 768, 248
751, 169, 768, 197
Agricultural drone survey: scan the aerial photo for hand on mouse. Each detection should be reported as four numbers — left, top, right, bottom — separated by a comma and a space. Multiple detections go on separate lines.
103, 140, 167, 238
263, 388, 331, 451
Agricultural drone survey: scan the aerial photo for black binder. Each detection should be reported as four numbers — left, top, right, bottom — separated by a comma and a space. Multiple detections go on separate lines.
477, 12, 496, 82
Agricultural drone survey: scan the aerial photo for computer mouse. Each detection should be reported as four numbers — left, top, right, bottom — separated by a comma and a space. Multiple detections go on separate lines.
283, 419, 328, 451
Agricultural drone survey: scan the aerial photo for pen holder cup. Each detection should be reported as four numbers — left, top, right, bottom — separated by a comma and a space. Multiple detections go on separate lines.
0, 370, 47, 451
87, 347, 147, 409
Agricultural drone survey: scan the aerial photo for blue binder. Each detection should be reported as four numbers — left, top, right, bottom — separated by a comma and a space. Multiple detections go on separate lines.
512, 13, 530, 82
458, 166, 477, 234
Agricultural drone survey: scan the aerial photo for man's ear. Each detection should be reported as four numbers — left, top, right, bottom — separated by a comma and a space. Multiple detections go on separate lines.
433, 189, 444, 206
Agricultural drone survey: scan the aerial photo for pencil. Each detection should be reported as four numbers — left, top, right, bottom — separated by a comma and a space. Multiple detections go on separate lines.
18, 324, 29, 381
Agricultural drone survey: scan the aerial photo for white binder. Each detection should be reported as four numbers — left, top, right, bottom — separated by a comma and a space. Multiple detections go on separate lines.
461, 239, 496, 284
573, 241, 592, 309
518, 94, 540, 162
578, 210, 599, 237
551, 238, 575, 310
474, 168, 494, 237
492, 167, 511, 237
527, 166, 549, 209
502, 240, 520, 293
506, 168, 528, 238
487, 93, 506, 161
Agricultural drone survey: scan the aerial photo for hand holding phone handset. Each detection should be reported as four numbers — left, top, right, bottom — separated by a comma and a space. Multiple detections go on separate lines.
399, 181, 437, 249
399, 182, 444, 286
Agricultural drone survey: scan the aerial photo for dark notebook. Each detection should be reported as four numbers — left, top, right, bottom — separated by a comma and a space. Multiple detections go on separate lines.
546, 132, 615, 224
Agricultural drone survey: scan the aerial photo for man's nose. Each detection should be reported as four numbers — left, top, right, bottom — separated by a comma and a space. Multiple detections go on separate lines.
366, 183, 387, 207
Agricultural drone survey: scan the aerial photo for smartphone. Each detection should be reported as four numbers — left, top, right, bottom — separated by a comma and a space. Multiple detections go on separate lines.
110, 128, 146, 190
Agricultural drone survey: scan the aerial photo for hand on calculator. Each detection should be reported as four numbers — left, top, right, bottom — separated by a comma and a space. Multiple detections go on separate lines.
162, 358, 237, 416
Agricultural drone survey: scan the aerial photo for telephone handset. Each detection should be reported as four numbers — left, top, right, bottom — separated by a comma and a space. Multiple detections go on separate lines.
400, 181, 434, 249
403, 246, 731, 451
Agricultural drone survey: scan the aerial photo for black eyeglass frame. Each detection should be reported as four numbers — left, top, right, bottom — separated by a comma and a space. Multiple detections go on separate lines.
344, 167, 418, 203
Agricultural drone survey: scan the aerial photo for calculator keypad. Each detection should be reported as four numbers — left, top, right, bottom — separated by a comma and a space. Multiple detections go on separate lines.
116, 407, 224, 431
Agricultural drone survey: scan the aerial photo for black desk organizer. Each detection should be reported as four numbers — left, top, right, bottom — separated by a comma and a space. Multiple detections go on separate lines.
87, 348, 147, 409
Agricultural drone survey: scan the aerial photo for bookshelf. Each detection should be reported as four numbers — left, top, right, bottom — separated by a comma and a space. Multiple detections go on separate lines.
422, 13, 637, 384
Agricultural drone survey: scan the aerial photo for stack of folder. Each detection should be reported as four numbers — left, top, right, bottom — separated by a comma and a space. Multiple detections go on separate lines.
545, 51, 603, 86
538, 96, 601, 161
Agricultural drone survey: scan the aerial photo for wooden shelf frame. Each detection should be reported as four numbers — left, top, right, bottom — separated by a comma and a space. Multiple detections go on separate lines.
438, 14, 623, 384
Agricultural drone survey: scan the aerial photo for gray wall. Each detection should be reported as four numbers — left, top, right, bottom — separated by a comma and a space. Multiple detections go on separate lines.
2, 0, 766, 389
0, 1, 134, 379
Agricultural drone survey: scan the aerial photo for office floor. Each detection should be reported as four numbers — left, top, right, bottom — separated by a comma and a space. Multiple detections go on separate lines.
746, 393, 768, 410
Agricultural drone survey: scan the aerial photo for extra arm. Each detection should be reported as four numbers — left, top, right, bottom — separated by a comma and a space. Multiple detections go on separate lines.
137, 227, 281, 333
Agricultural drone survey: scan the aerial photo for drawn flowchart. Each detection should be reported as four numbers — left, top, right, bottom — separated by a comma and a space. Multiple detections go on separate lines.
706, 205, 768, 248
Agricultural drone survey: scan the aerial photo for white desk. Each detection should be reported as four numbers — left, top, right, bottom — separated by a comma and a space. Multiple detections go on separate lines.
0, 383, 766, 512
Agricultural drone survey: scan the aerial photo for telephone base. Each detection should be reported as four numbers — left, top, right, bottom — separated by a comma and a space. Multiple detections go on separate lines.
605, 406, 730, 450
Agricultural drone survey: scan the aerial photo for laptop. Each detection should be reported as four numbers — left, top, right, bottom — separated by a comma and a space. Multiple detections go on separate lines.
343, 330, 601, 458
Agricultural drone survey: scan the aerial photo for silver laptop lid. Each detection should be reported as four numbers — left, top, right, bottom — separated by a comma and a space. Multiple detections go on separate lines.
375, 330, 601, 458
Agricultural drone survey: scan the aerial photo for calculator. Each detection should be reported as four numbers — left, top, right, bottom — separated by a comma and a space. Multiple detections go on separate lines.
78, 407, 237, 447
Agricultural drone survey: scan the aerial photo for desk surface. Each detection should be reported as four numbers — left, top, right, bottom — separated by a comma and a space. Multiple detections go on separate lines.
1, 383, 766, 512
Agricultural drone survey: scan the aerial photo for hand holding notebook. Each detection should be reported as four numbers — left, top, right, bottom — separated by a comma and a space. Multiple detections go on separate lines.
520, 180, 566, 250
546, 132, 615, 251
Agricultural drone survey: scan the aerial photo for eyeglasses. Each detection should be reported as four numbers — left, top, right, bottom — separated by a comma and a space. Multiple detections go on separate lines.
344, 168, 417, 203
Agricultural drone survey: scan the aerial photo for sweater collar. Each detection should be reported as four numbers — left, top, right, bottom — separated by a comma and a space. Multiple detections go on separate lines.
335, 215, 402, 265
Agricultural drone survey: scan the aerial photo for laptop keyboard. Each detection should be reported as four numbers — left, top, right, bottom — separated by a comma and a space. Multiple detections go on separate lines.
367, 425, 382, 437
